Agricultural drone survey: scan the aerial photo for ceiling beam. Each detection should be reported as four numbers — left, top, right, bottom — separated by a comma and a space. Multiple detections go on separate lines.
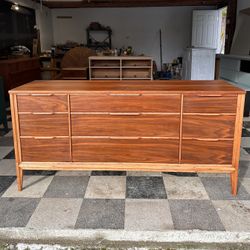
39, 0, 227, 9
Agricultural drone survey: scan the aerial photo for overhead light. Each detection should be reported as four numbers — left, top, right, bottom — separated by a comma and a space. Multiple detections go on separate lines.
11, 4, 19, 11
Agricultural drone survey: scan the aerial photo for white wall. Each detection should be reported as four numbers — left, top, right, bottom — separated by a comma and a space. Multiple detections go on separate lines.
231, 0, 250, 55
8, 0, 54, 51
51, 6, 209, 68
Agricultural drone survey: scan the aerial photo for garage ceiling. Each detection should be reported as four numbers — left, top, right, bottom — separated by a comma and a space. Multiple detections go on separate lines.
36, 0, 228, 8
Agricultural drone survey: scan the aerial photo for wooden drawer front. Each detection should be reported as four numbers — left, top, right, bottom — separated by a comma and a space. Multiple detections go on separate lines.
122, 68, 151, 79
71, 114, 179, 137
182, 115, 235, 139
72, 138, 179, 163
17, 95, 68, 112
21, 138, 70, 162
183, 95, 237, 113
91, 68, 120, 79
122, 60, 151, 67
70, 94, 180, 112
181, 139, 233, 164
19, 114, 69, 136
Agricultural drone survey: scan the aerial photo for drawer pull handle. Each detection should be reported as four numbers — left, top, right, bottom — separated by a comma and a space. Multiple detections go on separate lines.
110, 136, 140, 140
34, 137, 55, 140
31, 94, 53, 96
109, 93, 141, 97
109, 112, 141, 116
197, 95, 223, 97
196, 138, 220, 142
32, 112, 54, 115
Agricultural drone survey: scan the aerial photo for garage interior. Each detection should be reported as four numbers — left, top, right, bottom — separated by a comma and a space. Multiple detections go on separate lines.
0, 0, 250, 249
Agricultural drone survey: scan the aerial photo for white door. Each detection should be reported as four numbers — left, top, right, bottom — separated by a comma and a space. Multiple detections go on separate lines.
192, 10, 220, 49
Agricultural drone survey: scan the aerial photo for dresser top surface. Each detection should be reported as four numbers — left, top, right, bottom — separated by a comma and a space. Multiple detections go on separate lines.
9, 80, 245, 94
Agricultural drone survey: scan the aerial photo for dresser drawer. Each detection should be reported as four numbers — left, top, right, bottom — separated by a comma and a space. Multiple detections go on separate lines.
183, 95, 237, 113
21, 138, 70, 162
70, 94, 181, 112
181, 139, 233, 164
19, 114, 69, 136
71, 114, 180, 137
182, 115, 235, 139
17, 94, 68, 112
72, 138, 179, 163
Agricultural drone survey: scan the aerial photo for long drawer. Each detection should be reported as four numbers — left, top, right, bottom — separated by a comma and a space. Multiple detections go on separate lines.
21, 138, 70, 162
181, 139, 233, 164
19, 114, 69, 136
17, 94, 68, 112
182, 115, 235, 139
70, 94, 181, 112
183, 95, 237, 113
72, 138, 179, 163
71, 114, 180, 137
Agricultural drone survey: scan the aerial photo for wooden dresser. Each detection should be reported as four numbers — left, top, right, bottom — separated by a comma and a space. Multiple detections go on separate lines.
0, 57, 41, 100
9, 80, 245, 195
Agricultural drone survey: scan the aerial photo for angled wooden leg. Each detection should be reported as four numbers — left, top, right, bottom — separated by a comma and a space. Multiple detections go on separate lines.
230, 170, 238, 196
16, 165, 23, 191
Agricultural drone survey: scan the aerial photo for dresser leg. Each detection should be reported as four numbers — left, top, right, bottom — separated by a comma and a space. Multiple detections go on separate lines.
230, 171, 238, 196
16, 165, 23, 191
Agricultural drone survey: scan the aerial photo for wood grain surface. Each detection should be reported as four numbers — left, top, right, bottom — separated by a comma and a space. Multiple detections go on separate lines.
19, 114, 69, 136
183, 95, 237, 113
21, 138, 70, 162
182, 115, 236, 139
9, 80, 245, 94
17, 94, 68, 112
72, 138, 179, 163
71, 114, 180, 137
181, 139, 233, 164
70, 94, 181, 112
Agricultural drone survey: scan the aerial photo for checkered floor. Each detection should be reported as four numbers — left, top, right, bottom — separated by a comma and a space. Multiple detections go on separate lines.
1, 111, 250, 231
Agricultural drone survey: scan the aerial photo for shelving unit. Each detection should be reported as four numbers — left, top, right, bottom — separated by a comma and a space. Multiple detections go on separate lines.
89, 56, 153, 80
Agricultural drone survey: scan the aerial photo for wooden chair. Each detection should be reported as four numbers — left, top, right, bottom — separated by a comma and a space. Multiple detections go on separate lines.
60, 47, 96, 80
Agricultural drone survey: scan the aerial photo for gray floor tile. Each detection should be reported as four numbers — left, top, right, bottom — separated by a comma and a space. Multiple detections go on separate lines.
0, 147, 13, 159
27, 198, 82, 229
126, 176, 167, 199
0, 159, 16, 176
3, 149, 15, 159
91, 171, 126, 176
85, 176, 126, 199
2, 176, 54, 198
163, 176, 209, 200
201, 177, 250, 200
239, 161, 250, 178
163, 172, 198, 177
241, 138, 250, 149
127, 171, 162, 176
75, 199, 124, 229
0, 176, 16, 196
0, 197, 39, 227
213, 200, 250, 231
0, 137, 13, 147
44, 176, 89, 198
242, 128, 250, 137
125, 199, 173, 231
56, 171, 91, 176
240, 148, 250, 161
240, 178, 250, 194
24, 170, 56, 176
4, 130, 13, 138
169, 200, 225, 231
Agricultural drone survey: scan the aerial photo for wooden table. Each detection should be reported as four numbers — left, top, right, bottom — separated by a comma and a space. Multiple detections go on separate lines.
9, 80, 245, 195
